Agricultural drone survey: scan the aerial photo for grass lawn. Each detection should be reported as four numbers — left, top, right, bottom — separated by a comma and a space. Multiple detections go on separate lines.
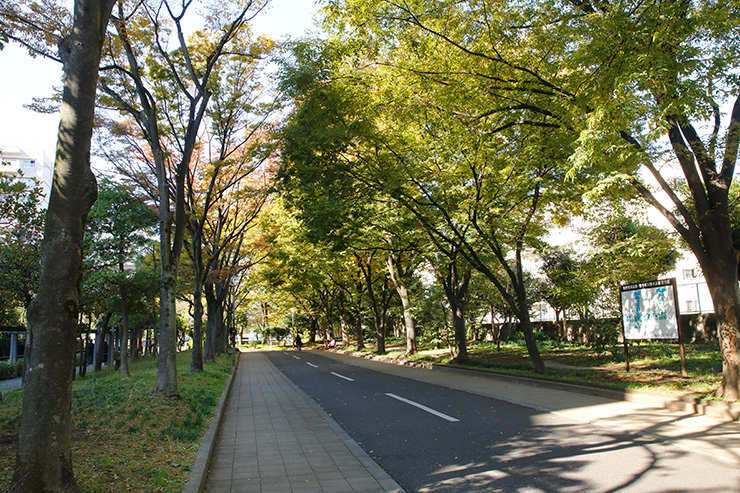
0, 350, 233, 492
343, 339, 725, 399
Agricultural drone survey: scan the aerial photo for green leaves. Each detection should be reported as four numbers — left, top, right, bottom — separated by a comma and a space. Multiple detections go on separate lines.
586, 214, 679, 290
0, 174, 44, 314
83, 178, 158, 314
85, 178, 157, 269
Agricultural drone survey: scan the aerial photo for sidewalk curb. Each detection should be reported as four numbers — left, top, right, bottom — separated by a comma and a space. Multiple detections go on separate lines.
183, 351, 240, 493
432, 363, 740, 421
328, 348, 740, 422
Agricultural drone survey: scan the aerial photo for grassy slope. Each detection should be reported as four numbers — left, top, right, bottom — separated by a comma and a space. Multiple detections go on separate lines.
0, 351, 233, 492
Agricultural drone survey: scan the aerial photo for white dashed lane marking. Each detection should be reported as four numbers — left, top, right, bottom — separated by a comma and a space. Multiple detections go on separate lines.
330, 372, 355, 382
386, 393, 460, 422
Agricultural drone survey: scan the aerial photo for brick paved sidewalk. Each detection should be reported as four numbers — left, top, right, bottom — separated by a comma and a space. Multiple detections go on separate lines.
203, 351, 403, 493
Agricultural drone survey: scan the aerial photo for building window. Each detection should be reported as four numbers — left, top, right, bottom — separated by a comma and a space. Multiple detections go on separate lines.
682, 269, 695, 280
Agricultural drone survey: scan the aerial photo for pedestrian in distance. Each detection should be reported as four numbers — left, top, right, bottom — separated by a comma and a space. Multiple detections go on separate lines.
295, 334, 302, 351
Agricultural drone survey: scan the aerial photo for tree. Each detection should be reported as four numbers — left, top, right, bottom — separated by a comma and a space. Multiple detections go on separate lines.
258, 198, 374, 349
575, 1, 735, 394
186, 137, 273, 370
562, 1, 740, 397
277, 27, 591, 371
5, 0, 117, 489
585, 214, 679, 308
0, 174, 44, 319
84, 178, 157, 377
96, 0, 266, 396
537, 249, 596, 341
385, 234, 421, 355
277, 42, 407, 354
182, 29, 274, 371
198, 172, 271, 360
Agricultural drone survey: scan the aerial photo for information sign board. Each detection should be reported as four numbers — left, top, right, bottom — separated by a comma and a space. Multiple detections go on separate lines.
620, 279, 679, 340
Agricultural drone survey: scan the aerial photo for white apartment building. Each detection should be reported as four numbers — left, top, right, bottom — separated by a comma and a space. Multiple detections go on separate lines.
0, 145, 54, 208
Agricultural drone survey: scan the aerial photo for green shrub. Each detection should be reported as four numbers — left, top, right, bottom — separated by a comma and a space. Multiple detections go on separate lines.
0, 361, 21, 380
510, 328, 555, 344
586, 320, 622, 357
418, 327, 449, 349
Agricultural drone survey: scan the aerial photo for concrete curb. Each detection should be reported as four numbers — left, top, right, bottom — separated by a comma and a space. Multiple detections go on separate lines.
183, 351, 240, 493
329, 348, 740, 422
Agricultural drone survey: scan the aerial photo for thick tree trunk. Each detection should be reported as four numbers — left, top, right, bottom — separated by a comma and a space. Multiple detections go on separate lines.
204, 279, 230, 357
152, 129, 181, 397
119, 284, 130, 378
514, 272, 545, 373
190, 244, 204, 372
442, 262, 471, 362
450, 298, 468, 361
191, 284, 204, 370
11, 1, 115, 490
379, 274, 391, 353
560, 311, 568, 342
155, 265, 179, 397
353, 314, 364, 348
93, 312, 112, 372
356, 253, 386, 354
387, 254, 416, 355
369, 287, 385, 354
338, 290, 350, 345
310, 317, 318, 343
131, 326, 141, 359
515, 245, 545, 373
204, 284, 217, 362
215, 303, 226, 353
699, 225, 740, 400
354, 280, 365, 350
518, 311, 545, 373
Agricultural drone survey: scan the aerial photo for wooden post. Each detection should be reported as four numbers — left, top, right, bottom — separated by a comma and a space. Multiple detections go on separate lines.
619, 284, 630, 372
671, 278, 687, 377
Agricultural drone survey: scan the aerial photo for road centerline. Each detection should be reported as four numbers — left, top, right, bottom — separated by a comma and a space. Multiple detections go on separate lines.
386, 393, 459, 422
306, 362, 318, 368
330, 371, 355, 382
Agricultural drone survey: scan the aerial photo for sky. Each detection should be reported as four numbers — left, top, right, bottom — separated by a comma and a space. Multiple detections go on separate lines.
0, 0, 323, 162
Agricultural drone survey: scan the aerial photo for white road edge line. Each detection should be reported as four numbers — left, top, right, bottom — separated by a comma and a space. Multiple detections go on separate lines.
306, 362, 318, 368
386, 393, 459, 422
330, 372, 355, 382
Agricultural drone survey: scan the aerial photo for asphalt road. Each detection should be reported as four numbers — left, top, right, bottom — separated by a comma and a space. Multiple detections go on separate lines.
267, 351, 740, 492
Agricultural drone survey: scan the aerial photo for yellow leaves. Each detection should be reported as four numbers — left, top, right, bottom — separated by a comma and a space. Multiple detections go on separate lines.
187, 30, 218, 71
0, 0, 71, 56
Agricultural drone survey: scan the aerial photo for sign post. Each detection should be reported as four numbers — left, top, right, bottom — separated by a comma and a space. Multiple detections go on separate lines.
619, 278, 686, 375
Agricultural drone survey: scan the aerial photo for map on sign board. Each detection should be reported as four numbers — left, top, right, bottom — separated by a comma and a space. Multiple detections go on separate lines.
620, 279, 679, 340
